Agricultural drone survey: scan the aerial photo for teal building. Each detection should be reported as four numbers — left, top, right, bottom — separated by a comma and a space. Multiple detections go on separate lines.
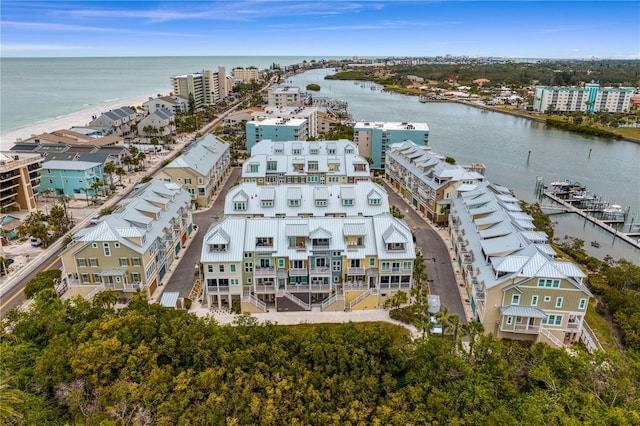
353, 121, 430, 169
246, 118, 309, 153
40, 160, 104, 196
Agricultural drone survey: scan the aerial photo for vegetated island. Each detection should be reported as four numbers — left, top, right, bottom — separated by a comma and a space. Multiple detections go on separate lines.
306, 83, 321, 91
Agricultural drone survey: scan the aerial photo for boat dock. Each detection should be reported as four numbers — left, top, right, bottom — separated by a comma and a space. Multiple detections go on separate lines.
540, 189, 640, 250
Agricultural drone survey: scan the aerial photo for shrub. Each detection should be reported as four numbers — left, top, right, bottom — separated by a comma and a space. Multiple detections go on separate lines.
389, 306, 419, 325
24, 269, 62, 299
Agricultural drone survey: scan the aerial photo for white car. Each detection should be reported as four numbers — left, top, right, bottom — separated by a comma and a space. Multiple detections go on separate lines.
90, 216, 101, 224
430, 316, 443, 335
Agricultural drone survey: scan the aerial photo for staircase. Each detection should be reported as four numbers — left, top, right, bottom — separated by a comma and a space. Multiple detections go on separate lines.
540, 327, 564, 348
242, 294, 267, 312
348, 290, 372, 311
321, 292, 344, 311
283, 292, 311, 310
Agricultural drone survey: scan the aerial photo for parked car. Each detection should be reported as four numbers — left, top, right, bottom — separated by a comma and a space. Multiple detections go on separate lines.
90, 216, 101, 225
430, 316, 443, 335
30, 237, 42, 247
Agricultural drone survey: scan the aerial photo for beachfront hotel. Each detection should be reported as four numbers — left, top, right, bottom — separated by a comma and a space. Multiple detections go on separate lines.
241, 140, 370, 186
232, 67, 259, 83
353, 121, 429, 169
0, 153, 42, 212
533, 83, 634, 113
449, 181, 593, 348
385, 141, 485, 224
200, 214, 415, 312
60, 179, 193, 300
170, 67, 232, 109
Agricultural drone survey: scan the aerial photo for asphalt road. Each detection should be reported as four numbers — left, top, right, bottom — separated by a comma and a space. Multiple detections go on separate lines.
164, 167, 241, 298
380, 181, 467, 322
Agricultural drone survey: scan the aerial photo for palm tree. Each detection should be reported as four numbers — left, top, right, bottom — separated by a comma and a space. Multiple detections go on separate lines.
115, 167, 126, 184
461, 320, 484, 358
93, 290, 118, 310
103, 162, 115, 186
0, 377, 24, 424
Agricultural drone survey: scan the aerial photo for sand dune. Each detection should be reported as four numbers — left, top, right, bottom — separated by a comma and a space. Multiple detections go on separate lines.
0, 93, 159, 147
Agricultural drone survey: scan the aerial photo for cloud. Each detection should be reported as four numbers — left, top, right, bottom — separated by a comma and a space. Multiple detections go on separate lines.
0, 20, 199, 37
268, 19, 460, 32
1, 43, 84, 52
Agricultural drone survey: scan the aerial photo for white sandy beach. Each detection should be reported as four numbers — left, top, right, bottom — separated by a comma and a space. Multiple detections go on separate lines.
0, 93, 162, 148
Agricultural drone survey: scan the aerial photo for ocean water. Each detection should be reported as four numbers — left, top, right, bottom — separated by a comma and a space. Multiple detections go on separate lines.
0, 56, 338, 133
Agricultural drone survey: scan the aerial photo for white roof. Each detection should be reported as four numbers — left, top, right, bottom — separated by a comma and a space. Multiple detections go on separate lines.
164, 134, 229, 177
224, 182, 389, 217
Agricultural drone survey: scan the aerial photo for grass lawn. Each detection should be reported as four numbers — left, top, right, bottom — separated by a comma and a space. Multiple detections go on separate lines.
612, 126, 640, 140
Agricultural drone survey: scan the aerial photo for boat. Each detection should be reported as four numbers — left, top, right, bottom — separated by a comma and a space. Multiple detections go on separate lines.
571, 191, 595, 201
419, 95, 428, 103
591, 241, 600, 248
603, 204, 624, 215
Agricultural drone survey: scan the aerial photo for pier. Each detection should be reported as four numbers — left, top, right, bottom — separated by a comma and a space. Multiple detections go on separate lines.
542, 191, 640, 249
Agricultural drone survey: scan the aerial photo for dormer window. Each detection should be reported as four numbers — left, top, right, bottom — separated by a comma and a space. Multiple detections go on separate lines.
312, 238, 329, 247
267, 161, 277, 171
328, 149, 336, 155
248, 164, 259, 173
316, 200, 327, 207
261, 200, 273, 208
256, 237, 273, 247
288, 199, 300, 207
369, 198, 380, 205
308, 161, 318, 171
209, 243, 227, 252
293, 148, 301, 155
387, 242, 405, 251
342, 198, 354, 206
234, 202, 246, 211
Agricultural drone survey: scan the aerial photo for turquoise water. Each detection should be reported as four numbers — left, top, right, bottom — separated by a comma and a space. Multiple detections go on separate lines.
0, 56, 335, 132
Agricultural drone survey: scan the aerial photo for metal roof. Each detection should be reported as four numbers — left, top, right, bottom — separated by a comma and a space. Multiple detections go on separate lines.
500, 305, 547, 318
160, 292, 180, 308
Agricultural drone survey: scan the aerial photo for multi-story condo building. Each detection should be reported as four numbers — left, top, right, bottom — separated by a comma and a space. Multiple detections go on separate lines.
245, 118, 309, 151
40, 160, 103, 197
267, 85, 304, 107
242, 140, 370, 185
0, 153, 41, 212
61, 179, 193, 299
449, 181, 592, 347
232, 67, 259, 83
225, 181, 389, 218
201, 214, 415, 312
252, 106, 319, 138
354, 121, 429, 169
170, 67, 230, 109
156, 134, 230, 207
533, 83, 634, 113
385, 141, 485, 224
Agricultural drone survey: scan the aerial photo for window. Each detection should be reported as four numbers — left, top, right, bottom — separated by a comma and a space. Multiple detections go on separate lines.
538, 278, 560, 288
543, 314, 563, 326
506, 316, 513, 325
531, 295, 538, 306
184, 178, 192, 184
81, 273, 89, 283
230, 264, 236, 272
92, 243, 98, 248
267, 161, 277, 171
579, 298, 587, 310
369, 198, 380, 205
555, 297, 563, 308
233, 202, 246, 211
93, 273, 100, 282
403, 261, 412, 270
381, 262, 390, 270
278, 259, 284, 268
249, 164, 259, 172
370, 258, 375, 266
90, 258, 98, 267
511, 294, 520, 305
120, 258, 128, 266
244, 262, 253, 273
198, 178, 203, 184
342, 198, 354, 206
132, 272, 140, 282
544, 296, 551, 302
219, 265, 225, 273
78, 258, 86, 267
132, 257, 140, 266
288, 199, 300, 207
115, 276, 121, 283
315, 200, 327, 207
332, 260, 341, 271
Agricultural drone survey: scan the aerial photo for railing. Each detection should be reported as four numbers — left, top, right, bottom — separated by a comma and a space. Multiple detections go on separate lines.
378, 283, 411, 290
321, 293, 344, 311
349, 290, 372, 310
309, 266, 331, 276
254, 267, 276, 277
347, 267, 365, 275
344, 282, 366, 290
207, 285, 229, 293
288, 267, 308, 276
283, 292, 311, 310
309, 283, 332, 292
513, 324, 541, 333
123, 282, 143, 292
566, 322, 580, 329
242, 294, 267, 312
253, 284, 276, 293
540, 327, 565, 348
580, 321, 604, 353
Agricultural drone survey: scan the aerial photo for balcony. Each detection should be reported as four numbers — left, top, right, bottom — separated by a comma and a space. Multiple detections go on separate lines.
207, 285, 230, 293
288, 267, 308, 276
346, 266, 365, 275
123, 282, 143, 292
512, 324, 541, 334
254, 266, 276, 277
380, 267, 412, 275
309, 283, 332, 292
309, 266, 331, 277
254, 284, 276, 293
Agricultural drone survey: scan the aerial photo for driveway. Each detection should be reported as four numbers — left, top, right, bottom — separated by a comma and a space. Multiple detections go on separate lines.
380, 180, 468, 322
163, 167, 241, 297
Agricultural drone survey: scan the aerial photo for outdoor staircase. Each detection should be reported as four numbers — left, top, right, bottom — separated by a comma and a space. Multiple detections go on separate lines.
242, 294, 267, 312
321, 292, 344, 311
540, 327, 565, 348
283, 292, 311, 310
348, 290, 372, 311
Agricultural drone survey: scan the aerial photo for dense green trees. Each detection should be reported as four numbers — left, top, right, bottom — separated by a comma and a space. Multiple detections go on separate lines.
2, 290, 640, 424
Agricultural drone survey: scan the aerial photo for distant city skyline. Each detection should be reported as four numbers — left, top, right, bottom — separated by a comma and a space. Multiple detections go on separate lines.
1, 1, 638, 59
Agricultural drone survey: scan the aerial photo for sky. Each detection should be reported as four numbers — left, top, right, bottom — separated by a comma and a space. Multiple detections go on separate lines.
1, 1, 639, 59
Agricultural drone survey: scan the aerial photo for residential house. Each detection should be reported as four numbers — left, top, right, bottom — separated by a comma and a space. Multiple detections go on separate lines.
138, 109, 175, 138
143, 95, 189, 114
155, 134, 230, 207
0, 152, 42, 212
201, 214, 415, 312
61, 179, 193, 299
225, 181, 389, 218
353, 121, 429, 169
385, 141, 485, 224
242, 140, 370, 186
449, 181, 593, 347
88, 107, 138, 137
40, 160, 103, 197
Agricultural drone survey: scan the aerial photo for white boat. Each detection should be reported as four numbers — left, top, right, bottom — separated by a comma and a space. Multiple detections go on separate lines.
572, 192, 595, 201
603, 204, 624, 215
550, 180, 570, 187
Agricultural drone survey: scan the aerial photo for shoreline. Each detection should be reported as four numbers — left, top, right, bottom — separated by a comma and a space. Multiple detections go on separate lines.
0, 93, 164, 146
455, 100, 640, 145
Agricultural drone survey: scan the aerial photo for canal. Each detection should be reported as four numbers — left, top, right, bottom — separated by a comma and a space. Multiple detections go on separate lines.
288, 69, 640, 263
